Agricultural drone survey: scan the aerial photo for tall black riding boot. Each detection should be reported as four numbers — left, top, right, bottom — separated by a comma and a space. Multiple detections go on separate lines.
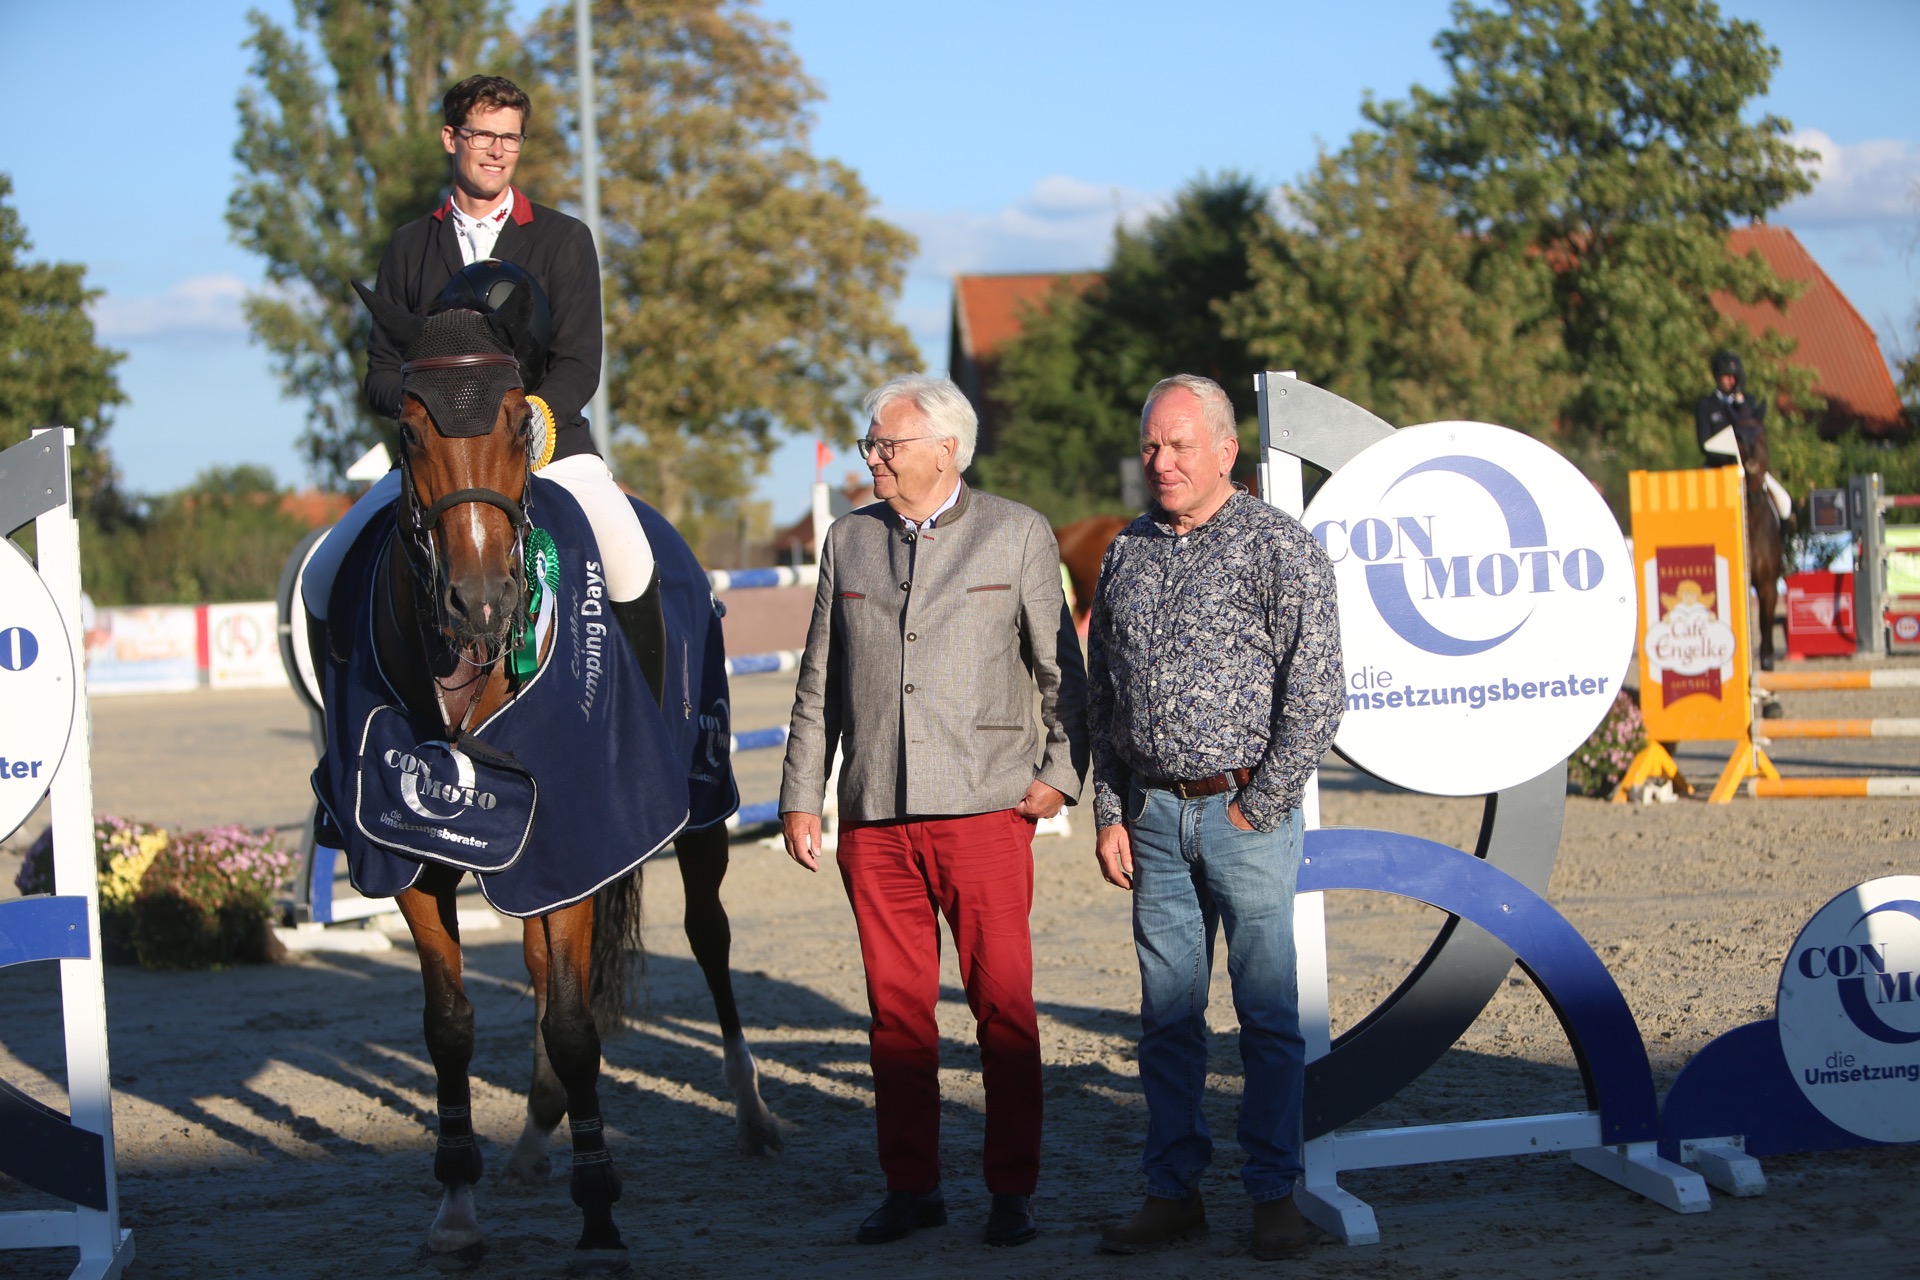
610, 571, 667, 708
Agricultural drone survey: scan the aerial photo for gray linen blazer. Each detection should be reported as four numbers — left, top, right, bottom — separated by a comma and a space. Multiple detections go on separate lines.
779, 484, 1089, 822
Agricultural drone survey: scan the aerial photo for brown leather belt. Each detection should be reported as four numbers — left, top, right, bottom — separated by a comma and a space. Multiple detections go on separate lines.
1146, 767, 1253, 800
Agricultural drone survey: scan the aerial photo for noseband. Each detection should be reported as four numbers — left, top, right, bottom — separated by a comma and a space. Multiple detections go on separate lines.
397, 348, 533, 665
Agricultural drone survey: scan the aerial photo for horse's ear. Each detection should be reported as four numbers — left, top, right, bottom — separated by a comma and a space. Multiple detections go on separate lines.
352, 280, 426, 351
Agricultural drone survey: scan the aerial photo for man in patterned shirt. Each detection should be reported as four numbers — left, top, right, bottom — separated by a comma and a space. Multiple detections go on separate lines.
1088, 374, 1343, 1261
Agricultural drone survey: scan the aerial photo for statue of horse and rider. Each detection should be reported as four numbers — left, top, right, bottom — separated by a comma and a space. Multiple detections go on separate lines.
306, 261, 778, 1271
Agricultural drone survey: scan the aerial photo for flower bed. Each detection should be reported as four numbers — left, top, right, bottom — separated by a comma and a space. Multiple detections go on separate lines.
13, 816, 294, 969
1567, 690, 1647, 798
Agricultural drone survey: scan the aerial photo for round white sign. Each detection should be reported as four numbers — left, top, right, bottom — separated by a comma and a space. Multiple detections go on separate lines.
1777, 875, 1920, 1143
1302, 421, 1636, 795
0, 540, 77, 842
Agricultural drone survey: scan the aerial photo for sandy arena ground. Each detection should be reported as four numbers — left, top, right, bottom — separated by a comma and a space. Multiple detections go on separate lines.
3, 663, 1918, 1279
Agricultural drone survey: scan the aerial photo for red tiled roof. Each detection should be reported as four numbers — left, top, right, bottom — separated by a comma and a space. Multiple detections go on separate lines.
279, 490, 353, 529
953, 272, 1099, 363
1717, 225, 1904, 436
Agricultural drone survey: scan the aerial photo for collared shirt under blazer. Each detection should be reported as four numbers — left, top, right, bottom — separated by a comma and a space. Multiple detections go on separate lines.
780, 483, 1089, 822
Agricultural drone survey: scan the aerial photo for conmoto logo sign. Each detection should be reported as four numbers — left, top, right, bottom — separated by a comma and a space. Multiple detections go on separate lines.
1303, 422, 1635, 796
0, 549, 78, 840
1778, 876, 1920, 1143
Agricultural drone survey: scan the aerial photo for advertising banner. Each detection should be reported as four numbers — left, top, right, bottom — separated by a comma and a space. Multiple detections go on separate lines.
86, 605, 200, 694
1304, 421, 1637, 796
0, 544, 78, 840
204, 602, 287, 689
1627, 468, 1751, 743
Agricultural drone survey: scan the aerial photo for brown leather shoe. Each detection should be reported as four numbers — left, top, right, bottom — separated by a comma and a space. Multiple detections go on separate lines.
1250, 1194, 1320, 1260
1097, 1193, 1207, 1254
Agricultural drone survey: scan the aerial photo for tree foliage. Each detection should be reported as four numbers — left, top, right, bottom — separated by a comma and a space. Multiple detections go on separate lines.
522, 0, 918, 544
1224, 134, 1574, 436
0, 173, 125, 510
975, 174, 1268, 523
1352, 0, 1819, 484
82, 466, 312, 605
228, 0, 519, 483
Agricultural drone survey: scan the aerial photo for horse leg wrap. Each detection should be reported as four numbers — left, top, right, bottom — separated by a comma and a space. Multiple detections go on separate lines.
568, 1117, 623, 1208
434, 1104, 485, 1186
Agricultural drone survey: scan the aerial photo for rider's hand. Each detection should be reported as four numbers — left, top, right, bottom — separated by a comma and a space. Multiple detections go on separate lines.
782, 811, 823, 872
1095, 824, 1134, 890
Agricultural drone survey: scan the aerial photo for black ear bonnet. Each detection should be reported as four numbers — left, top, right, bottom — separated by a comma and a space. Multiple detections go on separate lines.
432, 260, 554, 387
398, 310, 524, 439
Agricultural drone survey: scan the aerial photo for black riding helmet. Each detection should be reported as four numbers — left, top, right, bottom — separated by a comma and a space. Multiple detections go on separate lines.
1710, 350, 1744, 387
431, 260, 554, 391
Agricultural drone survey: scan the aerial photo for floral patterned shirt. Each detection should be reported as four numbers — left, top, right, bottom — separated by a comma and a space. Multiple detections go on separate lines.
1088, 489, 1344, 832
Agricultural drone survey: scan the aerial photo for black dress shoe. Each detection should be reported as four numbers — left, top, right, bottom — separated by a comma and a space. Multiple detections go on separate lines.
855, 1187, 947, 1244
984, 1193, 1037, 1247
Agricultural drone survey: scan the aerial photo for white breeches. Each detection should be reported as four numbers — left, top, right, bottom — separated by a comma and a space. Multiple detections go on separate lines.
302, 454, 656, 620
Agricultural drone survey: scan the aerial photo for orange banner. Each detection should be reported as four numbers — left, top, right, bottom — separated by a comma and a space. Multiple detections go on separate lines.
1629, 468, 1752, 743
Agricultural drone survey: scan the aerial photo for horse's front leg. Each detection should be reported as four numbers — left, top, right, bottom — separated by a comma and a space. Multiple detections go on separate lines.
504, 921, 570, 1185
396, 876, 485, 1259
541, 902, 627, 1260
675, 824, 782, 1154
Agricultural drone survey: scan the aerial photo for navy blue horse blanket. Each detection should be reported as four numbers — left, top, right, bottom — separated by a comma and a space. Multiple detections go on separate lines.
311, 479, 737, 917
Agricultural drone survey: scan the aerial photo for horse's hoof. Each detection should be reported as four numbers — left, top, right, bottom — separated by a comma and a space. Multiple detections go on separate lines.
567, 1248, 631, 1278
417, 1241, 485, 1273
1760, 654, 1775, 671
1761, 698, 1784, 719
736, 1111, 784, 1156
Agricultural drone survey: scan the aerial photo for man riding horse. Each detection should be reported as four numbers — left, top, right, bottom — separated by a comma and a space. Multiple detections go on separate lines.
1696, 349, 1791, 522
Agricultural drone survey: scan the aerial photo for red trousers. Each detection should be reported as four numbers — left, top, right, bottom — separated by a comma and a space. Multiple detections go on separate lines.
836, 809, 1042, 1195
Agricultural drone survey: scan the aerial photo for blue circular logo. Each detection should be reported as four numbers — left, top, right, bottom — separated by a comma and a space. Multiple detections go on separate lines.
0, 627, 39, 671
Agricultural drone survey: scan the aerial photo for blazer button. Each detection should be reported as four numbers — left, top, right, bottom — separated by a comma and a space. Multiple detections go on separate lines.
904, 683, 915, 693
906, 632, 918, 642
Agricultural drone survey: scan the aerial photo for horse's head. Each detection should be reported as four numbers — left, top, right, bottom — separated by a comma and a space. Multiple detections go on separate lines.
1734, 419, 1769, 490
355, 278, 537, 660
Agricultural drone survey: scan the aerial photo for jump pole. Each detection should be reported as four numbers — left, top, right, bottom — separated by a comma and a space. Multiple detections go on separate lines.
1755, 669, 1920, 692
1748, 777, 1920, 798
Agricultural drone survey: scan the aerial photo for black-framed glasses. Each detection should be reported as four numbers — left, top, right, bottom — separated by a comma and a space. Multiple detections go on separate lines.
856, 434, 936, 461
453, 126, 525, 153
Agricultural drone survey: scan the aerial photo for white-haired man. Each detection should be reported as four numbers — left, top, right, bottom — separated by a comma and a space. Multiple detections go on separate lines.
780, 374, 1088, 1248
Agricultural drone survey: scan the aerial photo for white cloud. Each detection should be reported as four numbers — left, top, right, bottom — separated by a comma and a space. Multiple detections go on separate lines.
886, 175, 1167, 281
1780, 129, 1920, 227
91, 273, 250, 340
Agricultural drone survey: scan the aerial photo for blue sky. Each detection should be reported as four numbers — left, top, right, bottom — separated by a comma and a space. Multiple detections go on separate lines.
3, 0, 1915, 527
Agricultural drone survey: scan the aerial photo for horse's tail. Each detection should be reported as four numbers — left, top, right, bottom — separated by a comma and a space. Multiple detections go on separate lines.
589, 867, 646, 1036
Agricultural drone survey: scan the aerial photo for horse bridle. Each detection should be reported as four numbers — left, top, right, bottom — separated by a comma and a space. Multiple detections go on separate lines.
395, 348, 534, 668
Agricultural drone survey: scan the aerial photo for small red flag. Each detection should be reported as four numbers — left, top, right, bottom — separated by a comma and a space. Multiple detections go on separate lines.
815, 440, 833, 481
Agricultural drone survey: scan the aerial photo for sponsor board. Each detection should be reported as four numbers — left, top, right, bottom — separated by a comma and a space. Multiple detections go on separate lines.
1778, 875, 1920, 1143
86, 605, 199, 694
0, 543, 77, 841
205, 602, 288, 690
1628, 469, 1753, 743
1303, 422, 1636, 796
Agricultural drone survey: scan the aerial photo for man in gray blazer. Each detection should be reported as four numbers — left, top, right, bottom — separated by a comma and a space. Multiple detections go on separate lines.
780, 374, 1088, 1249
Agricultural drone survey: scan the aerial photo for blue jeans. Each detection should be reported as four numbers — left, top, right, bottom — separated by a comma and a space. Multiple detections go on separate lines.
1128, 784, 1304, 1202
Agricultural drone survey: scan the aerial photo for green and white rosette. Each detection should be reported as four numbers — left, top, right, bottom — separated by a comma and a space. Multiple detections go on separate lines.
508, 526, 561, 681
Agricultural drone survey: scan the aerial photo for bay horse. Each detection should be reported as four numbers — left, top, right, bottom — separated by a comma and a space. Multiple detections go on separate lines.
315, 282, 779, 1271
1054, 513, 1132, 628
1736, 419, 1786, 671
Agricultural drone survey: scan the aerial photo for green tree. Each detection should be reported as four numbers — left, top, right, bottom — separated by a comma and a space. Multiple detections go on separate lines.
0, 173, 125, 510
228, 0, 518, 483
524, 0, 918, 546
83, 466, 311, 605
976, 174, 1269, 523
1225, 133, 1574, 438
1358, 0, 1818, 488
